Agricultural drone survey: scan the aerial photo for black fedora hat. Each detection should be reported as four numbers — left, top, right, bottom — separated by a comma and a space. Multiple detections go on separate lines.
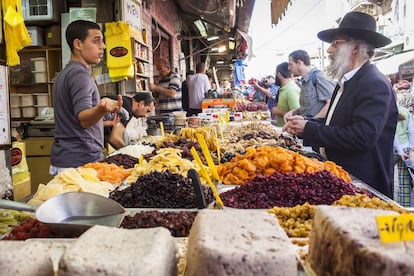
317, 11, 391, 48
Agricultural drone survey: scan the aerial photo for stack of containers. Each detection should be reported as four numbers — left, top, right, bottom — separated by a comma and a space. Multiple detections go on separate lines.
20, 94, 36, 117
30, 57, 47, 84
31, 57, 50, 116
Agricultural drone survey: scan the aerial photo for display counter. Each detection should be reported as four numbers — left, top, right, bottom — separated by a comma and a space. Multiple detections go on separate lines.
24, 137, 54, 192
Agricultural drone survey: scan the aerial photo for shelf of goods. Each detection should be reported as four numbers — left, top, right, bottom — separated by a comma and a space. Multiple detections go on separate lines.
9, 47, 61, 120
1, 122, 412, 275
124, 38, 151, 93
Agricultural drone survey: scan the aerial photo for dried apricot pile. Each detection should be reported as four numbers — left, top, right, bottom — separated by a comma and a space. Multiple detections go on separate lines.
217, 146, 351, 185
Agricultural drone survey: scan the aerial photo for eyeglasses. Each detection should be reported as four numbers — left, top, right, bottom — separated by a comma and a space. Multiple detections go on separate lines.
330, 39, 347, 47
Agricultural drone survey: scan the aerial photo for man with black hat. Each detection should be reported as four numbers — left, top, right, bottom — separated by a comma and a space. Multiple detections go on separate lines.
283, 11, 398, 198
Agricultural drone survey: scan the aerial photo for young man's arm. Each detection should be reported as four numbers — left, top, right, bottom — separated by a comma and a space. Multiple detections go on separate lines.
78, 96, 123, 128
107, 123, 126, 149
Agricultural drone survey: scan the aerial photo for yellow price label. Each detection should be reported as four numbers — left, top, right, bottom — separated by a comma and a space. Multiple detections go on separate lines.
376, 214, 414, 243
190, 146, 223, 207
159, 122, 165, 138
196, 134, 220, 181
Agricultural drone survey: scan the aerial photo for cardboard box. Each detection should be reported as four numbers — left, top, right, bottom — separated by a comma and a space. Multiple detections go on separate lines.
45, 25, 61, 46
27, 26, 44, 46
13, 172, 31, 201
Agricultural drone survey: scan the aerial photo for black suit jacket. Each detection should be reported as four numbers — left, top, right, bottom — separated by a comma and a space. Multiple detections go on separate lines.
303, 61, 398, 198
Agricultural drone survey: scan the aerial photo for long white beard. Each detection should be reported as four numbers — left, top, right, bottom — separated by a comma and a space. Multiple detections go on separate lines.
326, 44, 353, 81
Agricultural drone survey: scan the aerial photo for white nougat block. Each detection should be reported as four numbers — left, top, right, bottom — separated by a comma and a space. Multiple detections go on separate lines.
187, 209, 297, 276
309, 205, 414, 276
0, 241, 54, 275
60, 226, 177, 276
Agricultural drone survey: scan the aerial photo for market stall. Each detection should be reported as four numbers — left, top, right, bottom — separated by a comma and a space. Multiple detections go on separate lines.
1, 119, 413, 275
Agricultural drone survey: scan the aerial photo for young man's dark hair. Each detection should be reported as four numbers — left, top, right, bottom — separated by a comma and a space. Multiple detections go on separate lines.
276, 62, 291, 79
288, 50, 311, 66
133, 92, 154, 106
65, 20, 101, 52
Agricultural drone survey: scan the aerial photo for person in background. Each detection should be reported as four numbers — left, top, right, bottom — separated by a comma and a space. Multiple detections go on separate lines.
250, 76, 279, 118
150, 58, 182, 115
221, 80, 231, 91
271, 62, 300, 127
394, 79, 414, 114
50, 20, 122, 175
103, 92, 155, 149
181, 70, 194, 113
285, 49, 335, 119
187, 62, 210, 116
393, 94, 414, 207
283, 11, 397, 198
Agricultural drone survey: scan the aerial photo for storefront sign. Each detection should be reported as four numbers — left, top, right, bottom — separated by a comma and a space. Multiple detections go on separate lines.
399, 59, 414, 80
122, 0, 142, 32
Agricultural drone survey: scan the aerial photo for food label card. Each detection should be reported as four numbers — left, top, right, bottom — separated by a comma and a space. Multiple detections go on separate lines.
376, 214, 414, 243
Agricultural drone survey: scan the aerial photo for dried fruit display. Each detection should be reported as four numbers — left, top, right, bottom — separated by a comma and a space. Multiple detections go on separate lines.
220, 170, 362, 209
268, 193, 408, 238
82, 162, 132, 184
100, 153, 138, 169
218, 146, 351, 185
110, 171, 213, 208
121, 210, 198, 237
4, 218, 80, 240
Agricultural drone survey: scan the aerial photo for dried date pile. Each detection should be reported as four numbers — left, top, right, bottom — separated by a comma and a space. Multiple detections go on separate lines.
100, 153, 138, 169
109, 171, 213, 208
121, 210, 198, 237
220, 170, 365, 209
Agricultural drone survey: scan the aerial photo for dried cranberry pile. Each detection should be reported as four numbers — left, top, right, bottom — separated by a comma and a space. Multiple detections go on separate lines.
109, 171, 213, 208
121, 210, 198, 237
100, 153, 138, 169
4, 218, 79, 240
220, 170, 365, 209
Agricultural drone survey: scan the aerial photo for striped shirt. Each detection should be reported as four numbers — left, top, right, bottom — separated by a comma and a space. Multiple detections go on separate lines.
156, 71, 182, 115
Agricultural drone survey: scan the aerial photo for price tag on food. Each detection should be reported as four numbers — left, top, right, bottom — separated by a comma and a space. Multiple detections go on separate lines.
376, 214, 414, 243
159, 122, 165, 138
196, 134, 220, 181
190, 146, 223, 207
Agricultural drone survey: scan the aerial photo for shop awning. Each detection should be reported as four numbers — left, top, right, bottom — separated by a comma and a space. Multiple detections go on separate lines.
375, 51, 414, 76
271, 0, 291, 26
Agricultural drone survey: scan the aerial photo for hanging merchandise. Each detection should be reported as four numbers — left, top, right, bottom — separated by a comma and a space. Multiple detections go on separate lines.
233, 59, 245, 86
104, 21, 134, 82
1, 0, 32, 66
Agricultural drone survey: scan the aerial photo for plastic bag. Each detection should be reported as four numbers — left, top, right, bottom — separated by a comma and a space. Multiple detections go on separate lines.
104, 21, 134, 82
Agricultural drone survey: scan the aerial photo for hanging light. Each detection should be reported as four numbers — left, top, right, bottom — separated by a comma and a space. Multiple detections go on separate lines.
194, 19, 207, 37
218, 45, 227, 52
207, 36, 219, 41
228, 37, 235, 50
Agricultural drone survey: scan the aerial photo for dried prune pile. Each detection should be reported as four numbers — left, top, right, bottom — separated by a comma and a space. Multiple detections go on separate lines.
220, 170, 365, 209
121, 210, 197, 237
100, 153, 138, 169
109, 171, 213, 208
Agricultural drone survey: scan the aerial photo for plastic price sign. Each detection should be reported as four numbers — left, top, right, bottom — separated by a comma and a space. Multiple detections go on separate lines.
376, 214, 414, 243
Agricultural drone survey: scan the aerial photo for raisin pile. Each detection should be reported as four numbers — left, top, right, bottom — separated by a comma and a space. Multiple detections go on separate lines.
100, 153, 138, 169
121, 210, 198, 237
110, 171, 213, 208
